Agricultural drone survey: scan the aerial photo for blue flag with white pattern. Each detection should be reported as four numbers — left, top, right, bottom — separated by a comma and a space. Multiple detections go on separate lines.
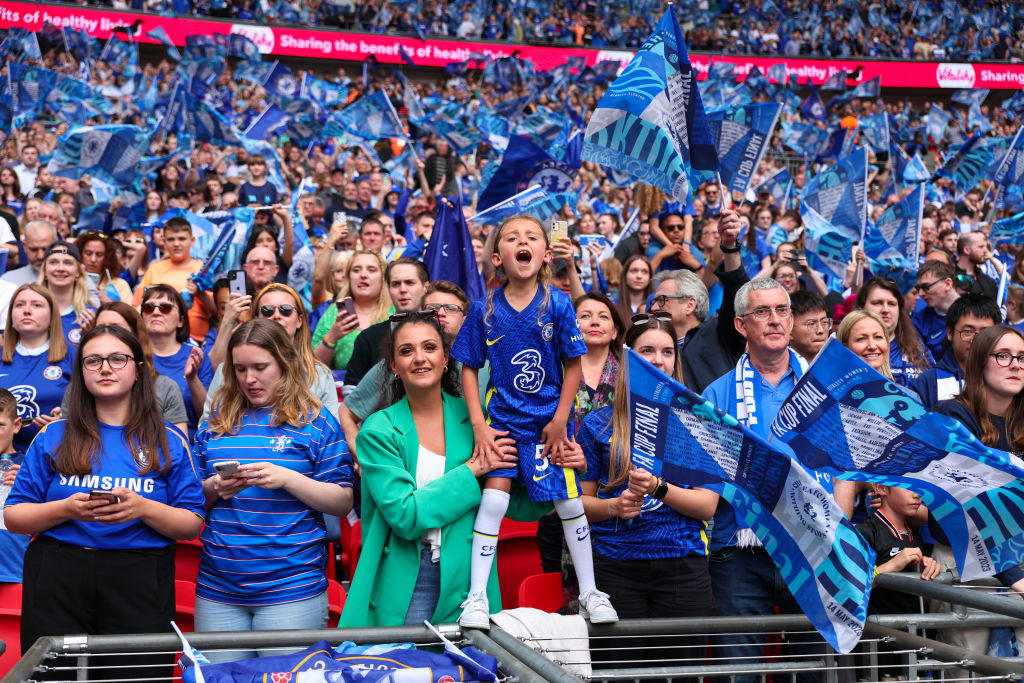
801, 147, 868, 242
423, 195, 486, 302
991, 211, 1024, 248
934, 135, 994, 197
626, 348, 873, 654
863, 184, 923, 270
583, 6, 719, 204
468, 185, 578, 226
328, 91, 408, 140
46, 125, 150, 188
993, 127, 1024, 189
927, 104, 952, 142
300, 73, 349, 108
706, 102, 782, 195
952, 89, 989, 107
780, 121, 828, 156
772, 338, 1024, 583
801, 205, 852, 282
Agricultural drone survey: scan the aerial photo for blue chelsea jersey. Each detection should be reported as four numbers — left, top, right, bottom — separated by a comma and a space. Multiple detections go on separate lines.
7, 420, 205, 549
193, 407, 353, 606
450, 286, 587, 442
578, 406, 709, 560
3, 350, 74, 451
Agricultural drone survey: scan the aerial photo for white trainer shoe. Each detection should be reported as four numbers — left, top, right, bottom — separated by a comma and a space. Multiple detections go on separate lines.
578, 588, 619, 624
458, 591, 491, 630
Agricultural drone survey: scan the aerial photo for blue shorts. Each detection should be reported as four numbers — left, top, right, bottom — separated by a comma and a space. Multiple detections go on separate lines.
489, 440, 580, 502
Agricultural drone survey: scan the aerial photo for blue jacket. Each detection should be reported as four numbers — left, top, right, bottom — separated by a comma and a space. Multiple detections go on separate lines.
910, 349, 963, 409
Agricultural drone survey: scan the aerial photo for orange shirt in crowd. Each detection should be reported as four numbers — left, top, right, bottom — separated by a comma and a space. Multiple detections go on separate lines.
131, 258, 211, 342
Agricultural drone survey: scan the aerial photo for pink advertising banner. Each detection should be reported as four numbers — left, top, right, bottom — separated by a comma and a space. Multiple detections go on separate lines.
4, 1, 1024, 89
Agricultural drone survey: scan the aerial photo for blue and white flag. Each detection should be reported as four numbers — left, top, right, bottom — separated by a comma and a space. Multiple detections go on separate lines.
801, 205, 852, 281
583, 6, 719, 204
848, 76, 880, 99
780, 121, 828, 156
858, 112, 890, 153
477, 135, 578, 211
184, 94, 241, 146
236, 61, 276, 86
822, 70, 847, 91
146, 26, 181, 61
968, 102, 994, 134
991, 211, 1024, 248
243, 104, 289, 140
863, 184, 924, 270
468, 184, 576, 225
423, 195, 486, 302
934, 134, 994, 196
705, 102, 781, 195
47, 125, 150, 187
771, 338, 1024, 582
927, 104, 953, 142
751, 168, 792, 206
262, 61, 301, 99
300, 73, 349, 108
993, 127, 1024, 189
952, 88, 990, 107
801, 147, 868, 242
328, 91, 408, 140
799, 87, 827, 122
6, 63, 57, 115
625, 349, 873, 654
1003, 91, 1024, 120
766, 63, 787, 84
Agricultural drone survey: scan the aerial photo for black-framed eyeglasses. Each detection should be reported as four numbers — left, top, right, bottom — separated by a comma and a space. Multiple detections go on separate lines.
652, 294, 688, 308
742, 305, 792, 321
991, 352, 1024, 367
954, 327, 986, 341
798, 317, 833, 331
424, 302, 464, 314
141, 302, 175, 315
259, 304, 297, 318
914, 280, 943, 293
389, 309, 439, 330
82, 353, 135, 372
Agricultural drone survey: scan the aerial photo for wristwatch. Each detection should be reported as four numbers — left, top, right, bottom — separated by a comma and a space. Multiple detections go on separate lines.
652, 478, 669, 500
720, 243, 742, 253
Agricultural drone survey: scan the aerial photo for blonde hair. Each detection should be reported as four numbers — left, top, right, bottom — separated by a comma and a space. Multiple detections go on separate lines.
2, 284, 68, 364
38, 256, 91, 315
207, 319, 320, 435
484, 215, 552, 328
327, 249, 354, 299
251, 283, 326, 383
340, 250, 392, 324
837, 310, 894, 381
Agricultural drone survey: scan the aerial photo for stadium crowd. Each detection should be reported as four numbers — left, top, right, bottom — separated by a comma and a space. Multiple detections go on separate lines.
1, 8, 1024, 677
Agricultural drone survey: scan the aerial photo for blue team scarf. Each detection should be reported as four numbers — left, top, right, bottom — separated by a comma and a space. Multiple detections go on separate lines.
733, 348, 808, 429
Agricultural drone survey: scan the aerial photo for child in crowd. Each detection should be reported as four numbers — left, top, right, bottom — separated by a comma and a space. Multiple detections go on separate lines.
238, 155, 279, 206
452, 214, 618, 629
0, 388, 28, 584
1007, 284, 1024, 333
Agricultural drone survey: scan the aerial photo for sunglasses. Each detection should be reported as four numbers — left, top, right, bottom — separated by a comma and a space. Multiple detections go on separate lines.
259, 304, 297, 318
389, 309, 439, 330
662, 223, 685, 232
631, 311, 673, 326
142, 302, 175, 314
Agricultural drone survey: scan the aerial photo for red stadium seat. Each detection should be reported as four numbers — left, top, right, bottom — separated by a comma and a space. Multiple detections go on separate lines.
327, 579, 346, 627
345, 519, 362, 580
174, 579, 197, 633
175, 538, 203, 584
496, 519, 542, 610
0, 582, 21, 677
517, 572, 564, 613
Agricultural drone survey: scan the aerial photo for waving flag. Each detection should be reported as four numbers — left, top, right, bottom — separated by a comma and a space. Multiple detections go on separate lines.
47, 125, 150, 187
423, 196, 486, 302
993, 127, 1024, 189
967, 102, 994, 134
706, 102, 782, 195
626, 349, 872, 654
236, 61, 276, 86
927, 104, 953, 142
822, 70, 847, 91
751, 168, 792, 206
7, 63, 58, 115
766, 63, 787, 83
1003, 91, 1024, 120
243, 104, 289, 140
799, 87, 827, 122
864, 185, 924, 270
469, 185, 568, 225
262, 61, 301, 99
802, 206, 852, 282
801, 147, 868, 242
328, 91, 408, 140
858, 112, 890, 152
146, 26, 181, 61
952, 88, 990, 107
771, 339, 1024, 583
300, 73, 349, 107
933, 135, 995, 196
184, 94, 241, 146
477, 135, 579, 211
781, 121, 828, 156
583, 5, 718, 204
991, 211, 1024, 248
848, 76, 880, 99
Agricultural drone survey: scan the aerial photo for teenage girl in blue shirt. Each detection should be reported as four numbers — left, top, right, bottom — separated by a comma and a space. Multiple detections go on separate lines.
6, 325, 205, 675
451, 214, 618, 628
194, 319, 354, 662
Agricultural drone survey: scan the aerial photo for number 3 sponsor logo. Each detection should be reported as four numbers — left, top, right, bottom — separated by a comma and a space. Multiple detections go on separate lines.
511, 348, 545, 393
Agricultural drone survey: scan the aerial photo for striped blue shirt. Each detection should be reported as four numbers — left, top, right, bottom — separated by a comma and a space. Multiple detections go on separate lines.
193, 408, 353, 606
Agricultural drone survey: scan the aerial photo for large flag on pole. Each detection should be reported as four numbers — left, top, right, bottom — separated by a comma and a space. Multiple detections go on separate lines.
625, 349, 873, 654
582, 5, 719, 204
863, 184, 924, 270
423, 195, 486, 302
800, 147, 868, 242
771, 339, 1024, 582
705, 102, 782, 195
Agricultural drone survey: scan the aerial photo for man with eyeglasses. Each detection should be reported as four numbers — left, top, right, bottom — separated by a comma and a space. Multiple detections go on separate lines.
702, 277, 822, 679
338, 281, 469, 457
911, 261, 962, 359
788, 291, 831, 362
242, 246, 280, 293
911, 294, 1000, 409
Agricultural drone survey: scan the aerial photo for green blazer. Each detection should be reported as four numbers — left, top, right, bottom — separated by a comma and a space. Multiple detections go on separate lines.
339, 392, 550, 627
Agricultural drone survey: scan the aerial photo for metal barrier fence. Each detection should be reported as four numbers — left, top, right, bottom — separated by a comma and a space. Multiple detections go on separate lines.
7, 574, 1024, 683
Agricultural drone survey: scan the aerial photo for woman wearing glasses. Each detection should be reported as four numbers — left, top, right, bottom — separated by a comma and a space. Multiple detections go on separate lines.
855, 277, 934, 387
312, 250, 391, 371
770, 257, 829, 298
194, 319, 353, 659
342, 310, 552, 627
6, 325, 204, 673
142, 285, 214, 438
578, 313, 718, 661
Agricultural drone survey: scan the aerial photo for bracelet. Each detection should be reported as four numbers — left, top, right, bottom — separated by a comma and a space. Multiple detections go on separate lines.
720, 243, 742, 253
322, 338, 337, 350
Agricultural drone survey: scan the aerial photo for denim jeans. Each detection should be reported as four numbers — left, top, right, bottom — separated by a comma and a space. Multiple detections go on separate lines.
404, 546, 441, 625
709, 546, 822, 683
195, 591, 329, 662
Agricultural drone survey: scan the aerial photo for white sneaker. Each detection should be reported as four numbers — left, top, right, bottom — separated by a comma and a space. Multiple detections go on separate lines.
458, 591, 491, 630
578, 588, 618, 624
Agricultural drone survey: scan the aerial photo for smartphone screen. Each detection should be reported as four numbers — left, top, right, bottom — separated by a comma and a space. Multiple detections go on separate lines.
228, 270, 247, 297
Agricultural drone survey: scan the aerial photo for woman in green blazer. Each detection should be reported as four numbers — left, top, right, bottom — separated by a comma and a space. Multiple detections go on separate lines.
340, 311, 572, 627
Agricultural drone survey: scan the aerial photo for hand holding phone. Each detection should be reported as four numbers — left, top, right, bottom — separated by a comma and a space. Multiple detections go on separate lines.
213, 461, 241, 478
228, 270, 247, 297
550, 220, 569, 245
336, 297, 357, 317
89, 489, 120, 506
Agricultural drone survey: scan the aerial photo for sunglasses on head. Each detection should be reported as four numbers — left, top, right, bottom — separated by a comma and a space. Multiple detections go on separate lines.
259, 304, 297, 318
142, 302, 175, 314
631, 311, 673, 326
389, 309, 439, 330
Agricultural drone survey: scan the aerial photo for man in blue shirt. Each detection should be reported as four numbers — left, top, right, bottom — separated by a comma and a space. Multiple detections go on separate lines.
911, 260, 961, 360
702, 277, 818, 683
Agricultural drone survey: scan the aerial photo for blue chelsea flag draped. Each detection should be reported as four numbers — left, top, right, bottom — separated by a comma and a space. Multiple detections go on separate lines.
863, 184, 924, 270
582, 6, 719, 204
423, 196, 486, 303
771, 339, 1024, 582
477, 135, 579, 212
625, 349, 873, 654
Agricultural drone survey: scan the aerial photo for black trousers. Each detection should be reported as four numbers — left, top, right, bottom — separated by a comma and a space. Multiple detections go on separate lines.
21, 535, 176, 680
592, 551, 716, 668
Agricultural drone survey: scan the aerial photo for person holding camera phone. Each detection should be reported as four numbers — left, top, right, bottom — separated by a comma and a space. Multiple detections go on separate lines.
5, 325, 205, 676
